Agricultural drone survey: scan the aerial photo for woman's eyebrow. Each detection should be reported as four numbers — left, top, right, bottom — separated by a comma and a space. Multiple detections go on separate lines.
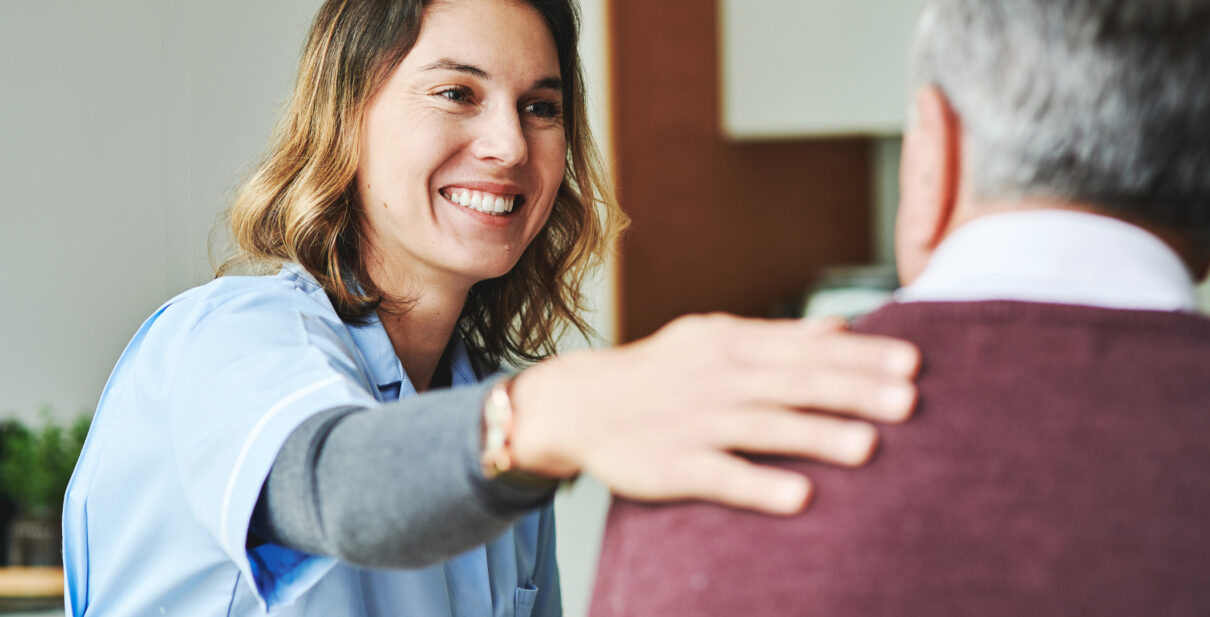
421, 58, 562, 91
421, 59, 489, 79
533, 77, 563, 92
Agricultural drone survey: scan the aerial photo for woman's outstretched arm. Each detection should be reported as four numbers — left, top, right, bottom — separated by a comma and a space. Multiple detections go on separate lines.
250, 379, 556, 569
251, 314, 920, 567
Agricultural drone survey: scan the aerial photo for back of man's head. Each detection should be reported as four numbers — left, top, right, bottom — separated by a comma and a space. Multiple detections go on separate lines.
909, 0, 1210, 249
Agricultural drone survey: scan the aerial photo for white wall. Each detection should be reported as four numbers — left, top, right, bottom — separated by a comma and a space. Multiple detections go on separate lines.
1, 2, 612, 615
720, 0, 927, 139
1, 0, 325, 425
3, 1, 168, 425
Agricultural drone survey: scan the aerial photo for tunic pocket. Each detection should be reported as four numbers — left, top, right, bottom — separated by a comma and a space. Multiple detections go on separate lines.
514, 583, 539, 617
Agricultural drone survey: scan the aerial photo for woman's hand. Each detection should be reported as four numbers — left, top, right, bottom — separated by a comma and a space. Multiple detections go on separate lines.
507, 313, 920, 515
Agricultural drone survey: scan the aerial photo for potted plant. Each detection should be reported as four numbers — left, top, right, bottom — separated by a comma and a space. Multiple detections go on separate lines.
0, 412, 90, 567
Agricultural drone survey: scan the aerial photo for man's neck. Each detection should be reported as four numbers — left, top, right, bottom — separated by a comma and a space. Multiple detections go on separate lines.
948, 201, 1204, 277
898, 208, 1200, 312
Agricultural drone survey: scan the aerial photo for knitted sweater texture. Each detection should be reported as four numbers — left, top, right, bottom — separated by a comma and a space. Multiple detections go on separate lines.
591, 301, 1210, 617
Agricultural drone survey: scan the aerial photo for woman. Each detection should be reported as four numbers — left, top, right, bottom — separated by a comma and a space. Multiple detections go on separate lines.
62, 0, 918, 615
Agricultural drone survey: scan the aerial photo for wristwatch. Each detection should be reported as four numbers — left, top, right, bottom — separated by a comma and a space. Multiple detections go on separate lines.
480, 377, 517, 479
479, 376, 568, 489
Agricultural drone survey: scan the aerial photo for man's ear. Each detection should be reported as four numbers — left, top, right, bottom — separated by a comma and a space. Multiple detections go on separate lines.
895, 86, 962, 285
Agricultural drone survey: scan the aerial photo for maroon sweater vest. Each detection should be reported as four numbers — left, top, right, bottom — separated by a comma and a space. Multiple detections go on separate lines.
590, 301, 1210, 617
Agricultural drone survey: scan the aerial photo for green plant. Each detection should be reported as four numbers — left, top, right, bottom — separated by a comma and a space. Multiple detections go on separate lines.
0, 411, 91, 517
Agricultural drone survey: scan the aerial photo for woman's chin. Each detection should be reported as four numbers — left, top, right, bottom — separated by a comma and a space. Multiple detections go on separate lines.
446, 257, 521, 286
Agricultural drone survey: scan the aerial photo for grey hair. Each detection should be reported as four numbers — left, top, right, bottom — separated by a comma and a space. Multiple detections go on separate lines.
910, 0, 1210, 248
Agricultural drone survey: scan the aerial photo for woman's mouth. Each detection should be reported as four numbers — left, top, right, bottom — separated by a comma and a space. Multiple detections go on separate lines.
440, 188, 523, 216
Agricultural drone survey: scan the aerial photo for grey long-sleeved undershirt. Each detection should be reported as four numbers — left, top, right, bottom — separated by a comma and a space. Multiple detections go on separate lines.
249, 379, 560, 569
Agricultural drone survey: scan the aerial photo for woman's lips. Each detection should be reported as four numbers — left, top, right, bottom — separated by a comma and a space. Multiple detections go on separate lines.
440, 187, 523, 215
445, 187, 515, 214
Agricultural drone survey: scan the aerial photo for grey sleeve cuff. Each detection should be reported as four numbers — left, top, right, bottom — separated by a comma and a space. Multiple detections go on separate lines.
249, 378, 558, 569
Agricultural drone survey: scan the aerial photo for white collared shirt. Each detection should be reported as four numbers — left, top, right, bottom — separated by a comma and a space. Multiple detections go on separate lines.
895, 210, 1199, 312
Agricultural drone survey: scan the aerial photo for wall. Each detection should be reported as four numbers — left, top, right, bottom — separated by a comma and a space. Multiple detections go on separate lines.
611, 0, 874, 343
720, 0, 927, 138
3, 1, 168, 425
1, 0, 325, 425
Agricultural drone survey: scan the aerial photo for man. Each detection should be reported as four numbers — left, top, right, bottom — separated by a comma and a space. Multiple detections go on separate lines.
589, 1, 1210, 615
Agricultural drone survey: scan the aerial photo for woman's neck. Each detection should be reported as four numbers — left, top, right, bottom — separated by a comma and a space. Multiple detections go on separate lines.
369, 264, 473, 393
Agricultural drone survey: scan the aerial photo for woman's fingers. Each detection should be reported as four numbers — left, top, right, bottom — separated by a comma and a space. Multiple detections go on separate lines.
735, 366, 916, 423
799, 315, 848, 334
669, 315, 918, 421
728, 317, 920, 378
507, 311, 922, 513
709, 409, 879, 467
793, 329, 920, 377
629, 451, 814, 516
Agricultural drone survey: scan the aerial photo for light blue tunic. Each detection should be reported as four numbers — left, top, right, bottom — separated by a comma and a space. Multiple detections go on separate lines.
62, 265, 560, 616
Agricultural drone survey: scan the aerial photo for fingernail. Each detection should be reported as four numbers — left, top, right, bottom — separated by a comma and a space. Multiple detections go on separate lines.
880, 384, 916, 421
886, 346, 920, 376
846, 423, 879, 464
775, 477, 811, 513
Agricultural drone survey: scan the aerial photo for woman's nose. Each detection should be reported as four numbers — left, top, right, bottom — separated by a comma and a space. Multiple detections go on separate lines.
472, 107, 529, 168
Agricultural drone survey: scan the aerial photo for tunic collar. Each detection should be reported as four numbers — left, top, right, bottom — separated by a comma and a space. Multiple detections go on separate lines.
278, 263, 479, 399
346, 304, 480, 399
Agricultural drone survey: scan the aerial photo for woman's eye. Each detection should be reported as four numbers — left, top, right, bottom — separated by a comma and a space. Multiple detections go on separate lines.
525, 100, 563, 120
437, 87, 471, 103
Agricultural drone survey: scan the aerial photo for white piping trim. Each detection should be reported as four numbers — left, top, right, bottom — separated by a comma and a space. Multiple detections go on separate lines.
218, 375, 347, 551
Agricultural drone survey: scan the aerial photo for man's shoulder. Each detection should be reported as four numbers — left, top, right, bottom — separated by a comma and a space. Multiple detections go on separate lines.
853, 300, 1210, 345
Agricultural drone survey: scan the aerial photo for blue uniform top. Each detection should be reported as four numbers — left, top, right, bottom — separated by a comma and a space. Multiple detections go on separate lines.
63, 265, 560, 616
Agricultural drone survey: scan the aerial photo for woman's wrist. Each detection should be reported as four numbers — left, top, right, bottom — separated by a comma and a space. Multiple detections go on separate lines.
480, 377, 519, 479
504, 359, 584, 479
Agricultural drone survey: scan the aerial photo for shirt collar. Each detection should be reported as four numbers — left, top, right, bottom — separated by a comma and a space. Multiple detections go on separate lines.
279, 263, 480, 395
346, 308, 481, 398
896, 210, 1199, 312
346, 310, 407, 394
277, 262, 337, 306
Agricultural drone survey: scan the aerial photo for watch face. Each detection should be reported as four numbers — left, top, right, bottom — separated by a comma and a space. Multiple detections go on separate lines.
481, 380, 516, 478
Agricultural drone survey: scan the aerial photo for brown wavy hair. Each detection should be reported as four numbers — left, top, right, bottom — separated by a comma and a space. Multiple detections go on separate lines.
217, 0, 627, 368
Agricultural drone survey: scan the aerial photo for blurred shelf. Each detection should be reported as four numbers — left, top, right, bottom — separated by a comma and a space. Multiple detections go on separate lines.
0, 568, 62, 612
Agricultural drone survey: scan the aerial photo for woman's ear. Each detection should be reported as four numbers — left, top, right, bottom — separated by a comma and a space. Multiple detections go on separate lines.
895, 86, 963, 286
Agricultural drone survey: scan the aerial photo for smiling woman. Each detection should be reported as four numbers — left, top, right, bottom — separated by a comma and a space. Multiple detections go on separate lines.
222, 0, 613, 372
61, 1, 920, 616
355, 0, 573, 363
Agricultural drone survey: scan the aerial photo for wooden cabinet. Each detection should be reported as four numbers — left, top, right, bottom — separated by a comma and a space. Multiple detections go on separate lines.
612, 0, 875, 341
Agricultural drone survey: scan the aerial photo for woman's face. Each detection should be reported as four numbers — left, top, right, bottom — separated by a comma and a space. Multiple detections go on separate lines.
358, 0, 567, 289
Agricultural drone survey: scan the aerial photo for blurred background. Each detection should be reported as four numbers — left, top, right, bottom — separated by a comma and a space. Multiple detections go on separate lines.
2, 1, 1207, 615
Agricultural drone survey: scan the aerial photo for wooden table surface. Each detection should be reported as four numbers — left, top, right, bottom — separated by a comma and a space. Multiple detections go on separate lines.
0, 567, 62, 598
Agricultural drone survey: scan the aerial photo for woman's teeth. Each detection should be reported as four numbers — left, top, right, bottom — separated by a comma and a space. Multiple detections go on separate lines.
443, 189, 516, 215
